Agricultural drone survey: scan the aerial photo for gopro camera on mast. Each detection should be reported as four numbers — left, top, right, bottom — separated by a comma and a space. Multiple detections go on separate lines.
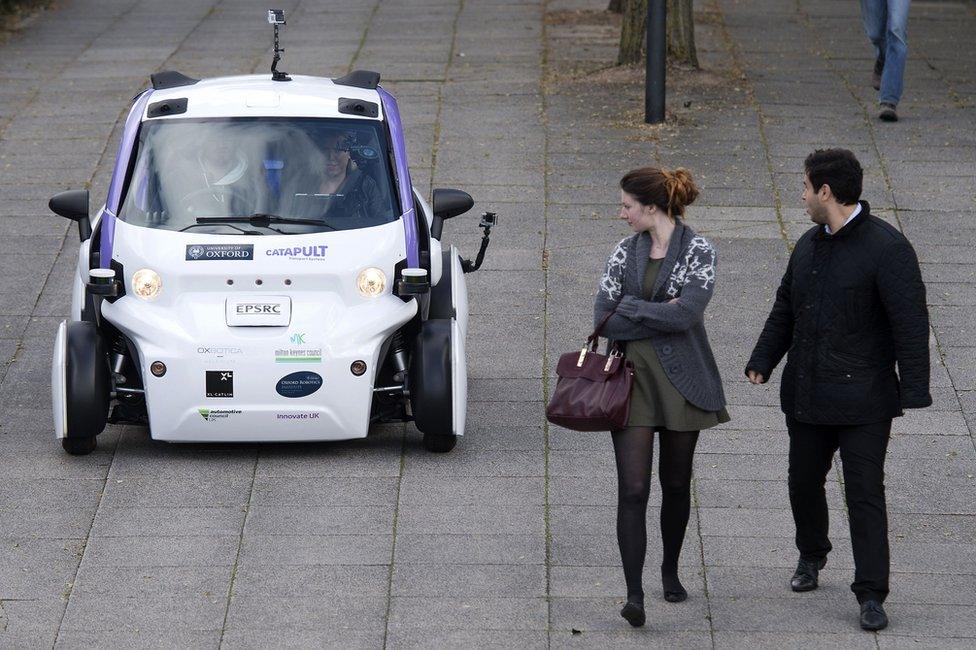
267, 9, 290, 81
479, 211, 497, 229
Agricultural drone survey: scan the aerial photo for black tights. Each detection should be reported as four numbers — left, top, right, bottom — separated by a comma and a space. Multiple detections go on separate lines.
611, 426, 700, 603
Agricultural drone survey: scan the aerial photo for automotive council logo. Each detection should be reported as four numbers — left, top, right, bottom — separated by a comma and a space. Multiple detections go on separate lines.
198, 408, 242, 422
186, 244, 254, 261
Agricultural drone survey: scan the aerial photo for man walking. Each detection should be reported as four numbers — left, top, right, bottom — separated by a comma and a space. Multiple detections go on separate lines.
745, 149, 931, 631
860, 0, 911, 121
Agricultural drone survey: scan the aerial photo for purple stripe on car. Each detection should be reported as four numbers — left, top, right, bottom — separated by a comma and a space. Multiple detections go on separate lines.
100, 89, 153, 267
377, 87, 419, 268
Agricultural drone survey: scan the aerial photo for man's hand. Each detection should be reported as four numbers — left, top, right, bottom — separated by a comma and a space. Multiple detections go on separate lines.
747, 370, 765, 384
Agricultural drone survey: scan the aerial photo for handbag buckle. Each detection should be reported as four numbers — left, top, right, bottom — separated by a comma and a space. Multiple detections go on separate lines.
577, 347, 588, 367
604, 349, 621, 372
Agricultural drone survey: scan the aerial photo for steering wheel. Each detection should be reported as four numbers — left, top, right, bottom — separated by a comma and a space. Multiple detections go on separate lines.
178, 186, 250, 216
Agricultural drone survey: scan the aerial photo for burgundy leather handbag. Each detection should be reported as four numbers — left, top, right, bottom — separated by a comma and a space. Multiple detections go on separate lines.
546, 310, 635, 432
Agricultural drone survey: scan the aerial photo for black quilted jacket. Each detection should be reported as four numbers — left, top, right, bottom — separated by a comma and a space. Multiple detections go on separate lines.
746, 201, 932, 424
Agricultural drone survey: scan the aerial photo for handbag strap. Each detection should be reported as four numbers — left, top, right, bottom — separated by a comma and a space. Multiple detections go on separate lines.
586, 307, 618, 350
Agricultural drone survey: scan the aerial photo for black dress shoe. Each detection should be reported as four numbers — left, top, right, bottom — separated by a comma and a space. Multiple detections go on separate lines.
860, 600, 888, 631
790, 557, 827, 592
620, 601, 646, 627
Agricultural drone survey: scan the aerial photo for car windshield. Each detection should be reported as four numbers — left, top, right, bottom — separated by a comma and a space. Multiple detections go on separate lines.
118, 117, 399, 234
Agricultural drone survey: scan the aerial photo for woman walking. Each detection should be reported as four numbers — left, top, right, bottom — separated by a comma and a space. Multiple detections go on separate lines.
593, 167, 729, 627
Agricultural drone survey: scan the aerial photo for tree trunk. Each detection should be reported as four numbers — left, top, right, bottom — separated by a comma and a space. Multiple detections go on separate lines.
607, 0, 624, 13
616, 0, 647, 65
666, 0, 698, 67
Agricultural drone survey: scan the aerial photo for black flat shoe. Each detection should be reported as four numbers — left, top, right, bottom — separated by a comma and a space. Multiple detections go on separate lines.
663, 587, 687, 603
620, 601, 646, 627
662, 569, 688, 602
790, 557, 827, 592
860, 600, 888, 631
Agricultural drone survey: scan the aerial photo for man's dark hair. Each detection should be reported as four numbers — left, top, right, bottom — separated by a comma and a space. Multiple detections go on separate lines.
804, 149, 863, 205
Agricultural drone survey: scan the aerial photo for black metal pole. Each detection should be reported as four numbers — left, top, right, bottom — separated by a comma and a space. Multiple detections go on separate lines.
645, 0, 666, 124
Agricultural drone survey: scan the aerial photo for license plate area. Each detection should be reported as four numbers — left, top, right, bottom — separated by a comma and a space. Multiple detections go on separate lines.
226, 295, 292, 326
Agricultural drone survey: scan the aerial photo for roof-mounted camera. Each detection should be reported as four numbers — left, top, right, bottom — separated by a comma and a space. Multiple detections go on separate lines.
267, 9, 290, 82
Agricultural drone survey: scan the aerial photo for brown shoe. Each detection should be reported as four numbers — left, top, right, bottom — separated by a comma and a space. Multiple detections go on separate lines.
872, 58, 884, 91
879, 103, 898, 122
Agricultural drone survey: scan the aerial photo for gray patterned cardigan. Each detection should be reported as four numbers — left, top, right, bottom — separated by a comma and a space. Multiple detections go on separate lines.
593, 221, 727, 412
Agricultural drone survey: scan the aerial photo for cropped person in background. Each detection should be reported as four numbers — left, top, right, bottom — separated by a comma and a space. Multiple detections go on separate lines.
860, 0, 911, 121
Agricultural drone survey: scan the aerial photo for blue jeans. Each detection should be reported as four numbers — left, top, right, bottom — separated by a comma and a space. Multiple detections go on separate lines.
860, 0, 910, 106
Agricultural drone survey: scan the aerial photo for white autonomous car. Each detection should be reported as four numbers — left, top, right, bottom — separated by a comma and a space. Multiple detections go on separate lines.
48, 20, 495, 455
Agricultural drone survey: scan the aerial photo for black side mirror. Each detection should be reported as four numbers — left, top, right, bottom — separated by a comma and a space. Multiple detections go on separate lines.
431, 188, 473, 239
49, 190, 92, 241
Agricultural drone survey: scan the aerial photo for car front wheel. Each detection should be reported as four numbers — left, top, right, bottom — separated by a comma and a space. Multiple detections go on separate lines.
61, 436, 97, 455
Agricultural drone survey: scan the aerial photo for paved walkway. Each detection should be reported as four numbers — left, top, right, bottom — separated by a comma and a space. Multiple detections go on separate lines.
0, 0, 973, 647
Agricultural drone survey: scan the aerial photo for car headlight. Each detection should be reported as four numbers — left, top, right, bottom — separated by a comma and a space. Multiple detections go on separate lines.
131, 268, 162, 301
356, 267, 386, 298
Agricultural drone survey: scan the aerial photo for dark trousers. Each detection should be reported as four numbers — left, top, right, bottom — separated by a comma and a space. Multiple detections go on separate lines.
786, 416, 892, 603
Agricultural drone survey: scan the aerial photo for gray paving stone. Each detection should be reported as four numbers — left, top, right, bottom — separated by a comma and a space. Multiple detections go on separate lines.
549, 505, 618, 537
256, 438, 400, 484
246, 505, 394, 536
551, 629, 714, 649
232, 563, 389, 598
0, 598, 64, 649
99, 476, 251, 509
398, 475, 544, 505
239, 534, 393, 567
54, 630, 221, 649
392, 563, 546, 597
712, 631, 875, 649
696, 477, 847, 510
69, 564, 230, 602
396, 503, 544, 536
220, 629, 384, 650
0, 478, 102, 537
91, 506, 245, 538
107, 441, 256, 479
703, 535, 855, 570
402, 447, 543, 477
459, 424, 545, 451
82, 535, 239, 568
250, 476, 398, 506
698, 507, 846, 539
386, 629, 547, 650
388, 596, 548, 630
394, 534, 545, 565
0, 537, 84, 599
225, 593, 387, 631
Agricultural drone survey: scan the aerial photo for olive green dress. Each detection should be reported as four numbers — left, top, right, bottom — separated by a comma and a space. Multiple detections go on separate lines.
625, 258, 731, 431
